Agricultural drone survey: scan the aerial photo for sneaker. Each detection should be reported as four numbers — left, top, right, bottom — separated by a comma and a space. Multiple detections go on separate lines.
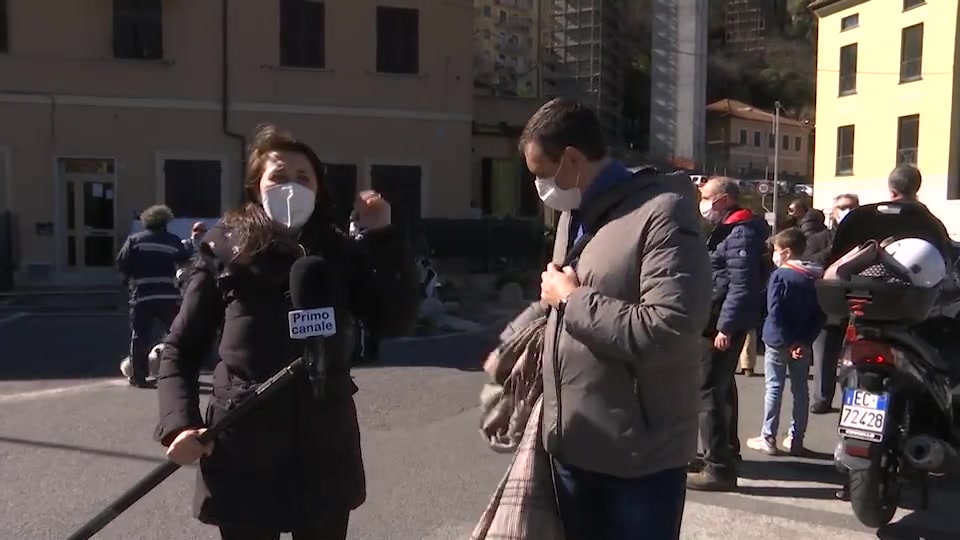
746, 435, 778, 456
782, 435, 807, 456
687, 468, 737, 492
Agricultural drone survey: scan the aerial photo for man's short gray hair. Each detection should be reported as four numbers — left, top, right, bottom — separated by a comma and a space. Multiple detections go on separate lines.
833, 193, 860, 205
140, 204, 174, 230
705, 176, 741, 202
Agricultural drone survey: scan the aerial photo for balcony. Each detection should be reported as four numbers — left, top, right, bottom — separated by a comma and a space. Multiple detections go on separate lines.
496, 15, 534, 31
496, 40, 531, 56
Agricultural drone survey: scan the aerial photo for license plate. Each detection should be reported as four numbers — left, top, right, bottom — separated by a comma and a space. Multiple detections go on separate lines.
838, 389, 889, 443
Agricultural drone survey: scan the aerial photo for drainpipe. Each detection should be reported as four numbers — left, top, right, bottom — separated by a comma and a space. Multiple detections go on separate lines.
221, 0, 247, 203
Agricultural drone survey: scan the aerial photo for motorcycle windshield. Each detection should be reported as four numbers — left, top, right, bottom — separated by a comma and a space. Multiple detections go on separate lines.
828, 201, 953, 266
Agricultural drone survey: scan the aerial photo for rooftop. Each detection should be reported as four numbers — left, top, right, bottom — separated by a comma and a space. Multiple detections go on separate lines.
706, 99, 809, 128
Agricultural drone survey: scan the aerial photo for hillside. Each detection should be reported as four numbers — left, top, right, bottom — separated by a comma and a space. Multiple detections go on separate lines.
623, 0, 818, 150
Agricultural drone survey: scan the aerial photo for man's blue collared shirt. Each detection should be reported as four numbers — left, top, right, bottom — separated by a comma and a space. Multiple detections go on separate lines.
569, 160, 633, 244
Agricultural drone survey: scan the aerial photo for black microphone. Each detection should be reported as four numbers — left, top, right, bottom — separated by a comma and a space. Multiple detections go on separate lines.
288, 256, 337, 399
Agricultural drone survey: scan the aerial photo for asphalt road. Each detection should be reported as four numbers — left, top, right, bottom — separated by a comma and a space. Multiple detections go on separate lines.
1, 310, 959, 540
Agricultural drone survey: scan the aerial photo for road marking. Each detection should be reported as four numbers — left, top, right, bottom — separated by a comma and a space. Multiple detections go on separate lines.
0, 312, 29, 327
0, 380, 127, 404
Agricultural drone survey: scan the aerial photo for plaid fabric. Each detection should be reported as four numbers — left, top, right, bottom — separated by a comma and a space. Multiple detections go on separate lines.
858, 263, 912, 285
480, 317, 547, 453
471, 397, 565, 540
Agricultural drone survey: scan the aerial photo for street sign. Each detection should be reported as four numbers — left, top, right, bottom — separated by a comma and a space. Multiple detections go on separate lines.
757, 181, 771, 195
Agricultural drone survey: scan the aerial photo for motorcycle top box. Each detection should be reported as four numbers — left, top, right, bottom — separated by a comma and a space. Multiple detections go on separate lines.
816, 278, 939, 324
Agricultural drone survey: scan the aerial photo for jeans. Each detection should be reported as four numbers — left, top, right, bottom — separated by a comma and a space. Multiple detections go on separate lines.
762, 346, 811, 442
699, 331, 747, 473
553, 461, 686, 540
812, 325, 846, 407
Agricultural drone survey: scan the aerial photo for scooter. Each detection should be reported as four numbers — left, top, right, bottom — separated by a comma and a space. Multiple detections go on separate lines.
820, 202, 960, 528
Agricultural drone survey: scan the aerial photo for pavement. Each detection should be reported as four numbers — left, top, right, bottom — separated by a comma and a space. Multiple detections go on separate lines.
1, 310, 959, 540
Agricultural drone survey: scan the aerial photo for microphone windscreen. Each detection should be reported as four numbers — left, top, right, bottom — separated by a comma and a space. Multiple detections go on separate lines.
289, 256, 333, 309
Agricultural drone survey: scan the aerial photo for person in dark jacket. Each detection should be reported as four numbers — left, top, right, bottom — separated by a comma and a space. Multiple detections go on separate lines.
786, 199, 826, 239
689, 177, 769, 491
747, 228, 825, 457
810, 193, 859, 414
117, 204, 191, 388
156, 125, 420, 540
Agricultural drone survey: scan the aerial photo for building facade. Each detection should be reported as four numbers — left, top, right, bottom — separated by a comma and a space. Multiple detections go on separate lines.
811, 0, 960, 234
0, 0, 474, 284
474, 0, 541, 97
542, 0, 624, 142
723, 0, 788, 55
705, 99, 811, 181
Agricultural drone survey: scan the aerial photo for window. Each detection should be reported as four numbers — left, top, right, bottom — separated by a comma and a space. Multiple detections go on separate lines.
753, 131, 761, 147
376, 6, 419, 74
840, 14, 859, 31
839, 43, 857, 95
900, 24, 923, 82
794, 136, 802, 151
782, 134, 790, 151
836, 125, 855, 176
483, 5, 491, 16
279, 0, 325, 68
768, 133, 775, 149
370, 164, 422, 235
904, 0, 925, 11
113, 0, 163, 60
162, 160, 222, 217
896, 114, 920, 165
738, 129, 747, 145
0, 0, 7, 53
324, 163, 357, 229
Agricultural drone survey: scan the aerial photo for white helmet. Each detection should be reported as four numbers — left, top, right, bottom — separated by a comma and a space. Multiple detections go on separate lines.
883, 238, 946, 287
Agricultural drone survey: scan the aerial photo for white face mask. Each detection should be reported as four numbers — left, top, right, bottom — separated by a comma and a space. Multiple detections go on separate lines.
535, 177, 582, 212
835, 208, 851, 224
261, 183, 316, 229
699, 199, 717, 221
772, 251, 783, 267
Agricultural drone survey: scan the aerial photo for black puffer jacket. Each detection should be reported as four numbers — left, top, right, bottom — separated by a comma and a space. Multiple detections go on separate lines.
797, 208, 827, 238
156, 221, 419, 530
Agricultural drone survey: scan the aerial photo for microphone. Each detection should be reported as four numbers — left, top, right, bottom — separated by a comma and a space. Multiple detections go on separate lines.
288, 256, 338, 399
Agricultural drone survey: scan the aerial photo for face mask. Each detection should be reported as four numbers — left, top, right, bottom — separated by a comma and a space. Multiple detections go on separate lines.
535, 177, 582, 212
835, 208, 851, 224
699, 199, 717, 221
772, 251, 783, 267
261, 183, 316, 229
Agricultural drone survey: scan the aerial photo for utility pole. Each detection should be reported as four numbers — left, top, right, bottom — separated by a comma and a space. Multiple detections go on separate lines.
772, 100, 781, 235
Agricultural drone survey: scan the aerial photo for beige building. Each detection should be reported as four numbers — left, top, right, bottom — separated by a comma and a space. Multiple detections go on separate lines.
705, 98, 812, 180
473, 0, 540, 98
0, 0, 474, 285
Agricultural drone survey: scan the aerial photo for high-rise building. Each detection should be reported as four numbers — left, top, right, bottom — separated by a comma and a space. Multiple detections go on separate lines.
542, 0, 625, 143
474, 0, 542, 97
723, 0, 787, 55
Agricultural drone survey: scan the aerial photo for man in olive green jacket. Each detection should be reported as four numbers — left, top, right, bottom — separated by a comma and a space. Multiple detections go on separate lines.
502, 97, 712, 539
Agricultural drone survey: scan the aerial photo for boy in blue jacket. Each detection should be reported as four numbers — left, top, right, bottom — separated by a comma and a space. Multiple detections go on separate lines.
747, 228, 826, 456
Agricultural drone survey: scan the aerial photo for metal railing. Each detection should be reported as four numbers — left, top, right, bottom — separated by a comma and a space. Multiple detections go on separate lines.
418, 217, 546, 273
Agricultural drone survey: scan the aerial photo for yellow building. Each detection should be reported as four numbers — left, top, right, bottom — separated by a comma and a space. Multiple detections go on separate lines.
474, 0, 540, 97
810, 0, 960, 235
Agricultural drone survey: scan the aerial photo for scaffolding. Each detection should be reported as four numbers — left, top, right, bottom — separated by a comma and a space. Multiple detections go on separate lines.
542, 0, 625, 143
723, 0, 767, 55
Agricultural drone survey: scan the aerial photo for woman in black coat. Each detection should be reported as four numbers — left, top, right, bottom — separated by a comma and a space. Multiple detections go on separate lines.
155, 125, 420, 540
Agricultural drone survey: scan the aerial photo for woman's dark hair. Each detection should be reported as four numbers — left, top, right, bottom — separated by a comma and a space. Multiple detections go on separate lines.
222, 124, 336, 261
